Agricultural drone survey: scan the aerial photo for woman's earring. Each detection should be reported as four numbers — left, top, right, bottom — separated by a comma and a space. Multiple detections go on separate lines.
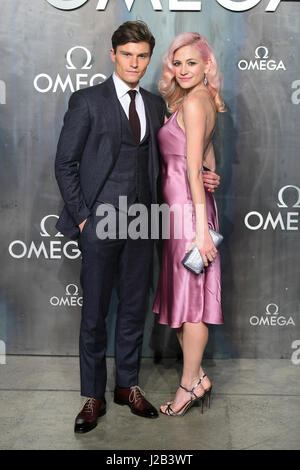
204, 74, 208, 86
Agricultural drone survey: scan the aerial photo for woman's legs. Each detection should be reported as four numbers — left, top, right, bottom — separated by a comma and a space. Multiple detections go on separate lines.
176, 323, 211, 390
161, 321, 209, 413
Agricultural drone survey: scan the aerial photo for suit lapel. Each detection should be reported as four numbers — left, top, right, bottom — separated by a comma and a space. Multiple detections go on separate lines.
84, 76, 121, 207
100, 76, 122, 162
140, 88, 160, 185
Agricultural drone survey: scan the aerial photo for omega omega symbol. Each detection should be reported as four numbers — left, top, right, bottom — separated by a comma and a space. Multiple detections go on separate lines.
255, 46, 269, 60
265, 303, 279, 315
40, 215, 63, 237
66, 46, 92, 70
65, 284, 79, 296
277, 185, 300, 208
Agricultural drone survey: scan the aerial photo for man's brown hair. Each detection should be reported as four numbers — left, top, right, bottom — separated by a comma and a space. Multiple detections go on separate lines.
111, 21, 155, 55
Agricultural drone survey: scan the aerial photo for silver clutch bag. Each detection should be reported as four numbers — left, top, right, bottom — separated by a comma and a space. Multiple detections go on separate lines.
181, 228, 223, 275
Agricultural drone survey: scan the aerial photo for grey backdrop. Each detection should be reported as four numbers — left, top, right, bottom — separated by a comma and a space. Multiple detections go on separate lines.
1, 0, 299, 360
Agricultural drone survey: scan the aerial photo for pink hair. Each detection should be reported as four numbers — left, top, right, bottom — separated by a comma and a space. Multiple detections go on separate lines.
158, 32, 226, 113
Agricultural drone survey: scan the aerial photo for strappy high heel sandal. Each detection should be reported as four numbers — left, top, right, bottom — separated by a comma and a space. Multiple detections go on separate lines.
200, 373, 213, 409
160, 379, 206, 417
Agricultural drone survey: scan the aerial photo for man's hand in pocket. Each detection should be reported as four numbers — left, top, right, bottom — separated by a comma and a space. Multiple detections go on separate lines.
79, 218, 87, 233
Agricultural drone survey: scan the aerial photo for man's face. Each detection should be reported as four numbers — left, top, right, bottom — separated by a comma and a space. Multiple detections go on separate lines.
110, 41, 151, 88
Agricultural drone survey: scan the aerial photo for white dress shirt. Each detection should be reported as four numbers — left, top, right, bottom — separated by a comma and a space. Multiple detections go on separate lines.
112, 72, 146, 141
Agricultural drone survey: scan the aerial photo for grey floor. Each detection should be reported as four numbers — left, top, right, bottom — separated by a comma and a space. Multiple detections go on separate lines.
0, 356, 300, 450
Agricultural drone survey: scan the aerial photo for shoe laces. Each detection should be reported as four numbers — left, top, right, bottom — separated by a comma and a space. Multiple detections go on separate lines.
80, 397, 96, 414
129, 386, 145, 404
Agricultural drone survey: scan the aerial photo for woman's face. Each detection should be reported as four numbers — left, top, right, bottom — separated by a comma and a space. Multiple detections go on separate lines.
173, 44, 209, 90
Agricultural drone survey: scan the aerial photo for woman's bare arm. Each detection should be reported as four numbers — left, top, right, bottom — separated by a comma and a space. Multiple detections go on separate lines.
182, 93, 217, 264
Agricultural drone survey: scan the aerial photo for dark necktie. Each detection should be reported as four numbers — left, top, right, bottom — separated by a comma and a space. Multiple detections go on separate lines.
128, 90, 141, 143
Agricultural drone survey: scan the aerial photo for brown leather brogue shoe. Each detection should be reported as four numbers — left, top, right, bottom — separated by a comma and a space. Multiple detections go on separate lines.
74, 397, 106, 433
114, 386, 158, 419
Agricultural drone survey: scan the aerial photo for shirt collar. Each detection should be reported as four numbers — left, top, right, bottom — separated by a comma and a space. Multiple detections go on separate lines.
113, 72, 140, 99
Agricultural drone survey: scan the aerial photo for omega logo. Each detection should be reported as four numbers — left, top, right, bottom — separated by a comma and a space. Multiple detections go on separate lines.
238, 45, 286, 72
50, 283, 83, 307
34, 46, 106, 94
8, 215, 81, 259
250, 303, 296, 327
45, 0, 283, 13
244, 186, 300, 231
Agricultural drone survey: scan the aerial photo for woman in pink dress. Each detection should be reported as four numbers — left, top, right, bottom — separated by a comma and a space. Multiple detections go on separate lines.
152, 33, 226, 416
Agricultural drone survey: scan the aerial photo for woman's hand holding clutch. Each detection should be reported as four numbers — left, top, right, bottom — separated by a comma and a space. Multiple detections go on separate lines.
182, 228, 223, 275
185, 230, 218, 267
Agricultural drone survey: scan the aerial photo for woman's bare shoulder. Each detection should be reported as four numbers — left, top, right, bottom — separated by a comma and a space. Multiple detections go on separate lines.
183, 90, 208, 107
182, 92, 208, 122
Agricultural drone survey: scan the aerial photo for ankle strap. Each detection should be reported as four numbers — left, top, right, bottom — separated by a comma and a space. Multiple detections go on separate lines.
180, 378, 202, 400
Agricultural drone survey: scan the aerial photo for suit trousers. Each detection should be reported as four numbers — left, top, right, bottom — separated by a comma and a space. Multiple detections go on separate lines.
77, 200, 154, 399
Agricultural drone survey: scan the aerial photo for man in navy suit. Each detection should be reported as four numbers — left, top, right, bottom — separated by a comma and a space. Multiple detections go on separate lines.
55, 21, 220, 433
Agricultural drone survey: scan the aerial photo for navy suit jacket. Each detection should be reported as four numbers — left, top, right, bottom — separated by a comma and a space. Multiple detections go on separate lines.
55, 76, 166, 240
